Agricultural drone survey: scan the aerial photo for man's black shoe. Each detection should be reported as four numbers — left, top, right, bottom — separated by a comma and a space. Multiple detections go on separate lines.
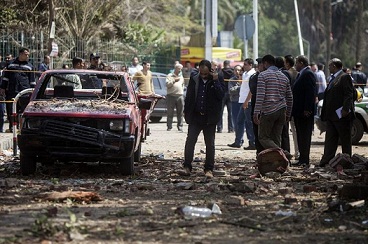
243, 145, 256, 150
227, 143, 241, 148
292, 161, 309, 167
317, 162, 327, 167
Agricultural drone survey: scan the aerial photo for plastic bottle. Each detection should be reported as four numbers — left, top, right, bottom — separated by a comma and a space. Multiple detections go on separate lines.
181, 206, 213, 217
180, 203, 222, 217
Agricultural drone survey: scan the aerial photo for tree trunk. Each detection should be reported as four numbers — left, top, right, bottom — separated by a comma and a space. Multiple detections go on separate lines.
326, 0, 331, 76
355, 0, 363, 62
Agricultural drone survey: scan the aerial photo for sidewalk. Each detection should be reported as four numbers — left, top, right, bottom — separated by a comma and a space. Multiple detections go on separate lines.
0, 122, 14, 153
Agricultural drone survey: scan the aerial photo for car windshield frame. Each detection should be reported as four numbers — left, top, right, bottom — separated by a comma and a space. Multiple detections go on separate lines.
35, 72, 131, 101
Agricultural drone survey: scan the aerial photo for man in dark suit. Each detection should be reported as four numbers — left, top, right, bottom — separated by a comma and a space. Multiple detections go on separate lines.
182, 59, 225, 178
319, 58, 355, 167
291, 55, 317, 167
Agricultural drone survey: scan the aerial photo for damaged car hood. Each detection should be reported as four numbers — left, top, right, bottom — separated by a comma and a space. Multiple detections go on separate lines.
24, 99, 132, 117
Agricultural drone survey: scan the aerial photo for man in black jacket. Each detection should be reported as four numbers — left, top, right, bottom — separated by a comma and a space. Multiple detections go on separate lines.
292, 55, 317, 167
216, 60, 233, 133
182, 59, 225, 178
319, 58, 355, 167
0, 47, 35, 132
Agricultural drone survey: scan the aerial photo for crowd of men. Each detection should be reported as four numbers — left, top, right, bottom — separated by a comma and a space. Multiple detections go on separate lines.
0, 46, 366, 179
179, 54, 365, 178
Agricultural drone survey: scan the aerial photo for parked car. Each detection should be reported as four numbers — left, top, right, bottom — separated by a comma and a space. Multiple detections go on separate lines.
314, 88, 368, 144
17, 70, 160, 175
150, 72, 168, 122
149, 72, 187, 123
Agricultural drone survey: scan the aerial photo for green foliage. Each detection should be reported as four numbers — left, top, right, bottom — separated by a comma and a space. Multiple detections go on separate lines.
1, 0, 367, 67
0, 8, 17, 27
118, 23, 165, 45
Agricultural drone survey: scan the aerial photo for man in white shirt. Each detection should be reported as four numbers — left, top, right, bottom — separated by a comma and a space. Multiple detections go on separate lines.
228, 58, 256, 149
128, 56, 143, 76
311, 62, 327, 101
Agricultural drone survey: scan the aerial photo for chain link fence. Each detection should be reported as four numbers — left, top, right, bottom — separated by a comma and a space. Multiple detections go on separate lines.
0, 29, 180, 74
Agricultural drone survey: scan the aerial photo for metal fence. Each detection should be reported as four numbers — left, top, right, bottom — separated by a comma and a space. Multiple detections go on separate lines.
0, 29, 180, 74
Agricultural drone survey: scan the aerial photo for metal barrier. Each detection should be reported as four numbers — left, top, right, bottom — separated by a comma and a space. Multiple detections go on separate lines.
12, 88, 34, 156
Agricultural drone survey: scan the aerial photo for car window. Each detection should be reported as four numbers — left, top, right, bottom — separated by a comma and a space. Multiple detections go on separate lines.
37, 73, 130, 101
152, 74, 162, 90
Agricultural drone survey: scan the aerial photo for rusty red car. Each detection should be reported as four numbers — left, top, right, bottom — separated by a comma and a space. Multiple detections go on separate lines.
17, 70, 160, 175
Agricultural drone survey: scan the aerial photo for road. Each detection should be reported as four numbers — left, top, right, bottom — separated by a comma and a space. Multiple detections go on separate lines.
144, 113, 368, 165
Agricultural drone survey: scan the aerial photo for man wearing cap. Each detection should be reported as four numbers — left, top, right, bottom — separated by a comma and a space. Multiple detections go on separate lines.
88, 53, 101, 70
351, 62, 367, 89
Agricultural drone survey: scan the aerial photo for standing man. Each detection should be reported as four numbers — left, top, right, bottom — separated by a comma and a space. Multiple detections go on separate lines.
292, 55, 317, 167
0, 47, 35, 133
351, 62, 367, 90
312, 63, 327, 101
217, 60, 233, 133
182, 59, 225, 178
244, 58, 265, 154
133, 61, 154, 95
166, 63, 185, 132
319, 58, 355, 167
182, 61, 193, 87
228, 58, 256, 149
228, 65, 243, 137
253, 54, 293, 149
65, 57, 84, 89
284, 55, 300, 159
128, 56, 143, 76
88, 53, 102, 70
38, 55, 50, 73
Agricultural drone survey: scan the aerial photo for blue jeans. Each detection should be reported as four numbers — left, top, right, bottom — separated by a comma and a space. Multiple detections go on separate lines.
234, 103, 255, 146
231, 102, 241, 134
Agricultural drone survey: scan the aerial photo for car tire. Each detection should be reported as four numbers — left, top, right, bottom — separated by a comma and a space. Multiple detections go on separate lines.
120, 156, 134, 175
352, 118, 364, 145
134, 142, 142, 162
20, 152, 37, 176
150, 117, 162, 123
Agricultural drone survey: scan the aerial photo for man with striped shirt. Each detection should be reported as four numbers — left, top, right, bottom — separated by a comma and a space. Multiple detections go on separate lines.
253, 54, 293, 149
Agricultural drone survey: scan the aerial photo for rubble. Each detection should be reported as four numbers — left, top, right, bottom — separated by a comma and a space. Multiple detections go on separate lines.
26, 99, 129, 114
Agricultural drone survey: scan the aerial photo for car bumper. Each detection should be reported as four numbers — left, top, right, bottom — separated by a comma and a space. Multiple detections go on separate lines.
18, 125, 135, 161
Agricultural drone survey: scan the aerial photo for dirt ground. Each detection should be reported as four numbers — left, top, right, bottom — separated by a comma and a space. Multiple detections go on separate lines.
0, 115, 368, 243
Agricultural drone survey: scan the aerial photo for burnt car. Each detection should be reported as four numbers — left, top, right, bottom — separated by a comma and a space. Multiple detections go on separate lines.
17, 70, 160, 175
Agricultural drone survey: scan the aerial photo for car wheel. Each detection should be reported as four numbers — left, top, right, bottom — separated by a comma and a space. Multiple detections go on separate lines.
134, 142, 142, 162
150, 117, 162, 123
20, 152, 37, 176
120, 156, 134, 175
351, 118, 364, 145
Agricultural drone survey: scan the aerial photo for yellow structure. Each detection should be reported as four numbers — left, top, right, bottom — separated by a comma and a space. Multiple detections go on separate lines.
180, 46, 242, 64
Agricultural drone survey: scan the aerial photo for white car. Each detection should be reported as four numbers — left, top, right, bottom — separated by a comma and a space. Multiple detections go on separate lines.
314, 88, 368, 144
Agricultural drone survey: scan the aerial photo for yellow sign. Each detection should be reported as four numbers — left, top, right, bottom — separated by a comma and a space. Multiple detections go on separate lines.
180, 46, 242, 63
